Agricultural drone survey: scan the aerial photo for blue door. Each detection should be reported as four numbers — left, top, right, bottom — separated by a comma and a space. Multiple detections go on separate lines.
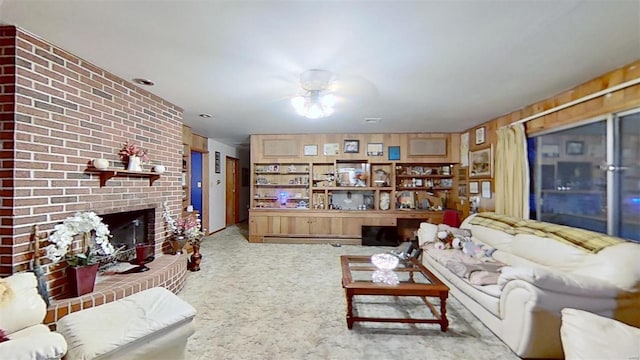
190, 151, 203, 214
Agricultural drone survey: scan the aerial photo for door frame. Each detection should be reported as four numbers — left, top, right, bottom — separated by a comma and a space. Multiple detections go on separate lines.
226, 156, 240, 226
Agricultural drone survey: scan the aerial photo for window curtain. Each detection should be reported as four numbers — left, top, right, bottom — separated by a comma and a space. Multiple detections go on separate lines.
495, 123, 530, 218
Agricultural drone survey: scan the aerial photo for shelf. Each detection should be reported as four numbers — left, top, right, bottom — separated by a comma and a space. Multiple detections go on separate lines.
255, 184, 308, 188
88, 168, 161, 187
396, 174, 452, 179
310, 186, 380, 191
254, 197, 310, 201
397, 186, 453, 191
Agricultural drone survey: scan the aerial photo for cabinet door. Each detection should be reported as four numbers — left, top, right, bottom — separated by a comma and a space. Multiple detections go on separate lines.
340, 217, 364, 237
282, 216, 311, 236
309, 217, 332, 235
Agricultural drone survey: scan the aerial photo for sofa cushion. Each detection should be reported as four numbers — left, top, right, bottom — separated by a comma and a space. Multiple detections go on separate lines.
561, 308, 640, 360
466, 225, 514, 252
423, 255, 501, 316
0, 326, 67, 360
569, 242, 640, 292
511, 234, 590, 272
0, 273, 46, 335
57, 287, 196, 359
498, 266, 621, 297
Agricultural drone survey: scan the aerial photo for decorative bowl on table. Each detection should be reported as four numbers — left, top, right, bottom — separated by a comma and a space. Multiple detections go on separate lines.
371, 253, 399, 270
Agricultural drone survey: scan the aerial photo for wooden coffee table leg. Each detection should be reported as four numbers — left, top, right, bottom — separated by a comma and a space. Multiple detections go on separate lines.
440, 294, 449, 332
345, 289, 354, 329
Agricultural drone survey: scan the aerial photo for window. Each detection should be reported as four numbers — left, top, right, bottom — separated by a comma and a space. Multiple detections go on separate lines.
530, 108, 640, 242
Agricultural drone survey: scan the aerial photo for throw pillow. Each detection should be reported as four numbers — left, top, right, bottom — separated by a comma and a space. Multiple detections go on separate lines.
0, 279, 13, 307
0, 329, 8, 343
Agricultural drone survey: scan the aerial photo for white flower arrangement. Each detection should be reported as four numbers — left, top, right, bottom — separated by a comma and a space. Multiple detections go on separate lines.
162, 201, 204, 245
44, 211, 115, 266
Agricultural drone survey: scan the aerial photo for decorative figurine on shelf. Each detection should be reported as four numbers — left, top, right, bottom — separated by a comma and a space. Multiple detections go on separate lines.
119, 141, 150, 172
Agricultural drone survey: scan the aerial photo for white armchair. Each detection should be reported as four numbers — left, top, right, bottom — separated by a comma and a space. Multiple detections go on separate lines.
0, 272, 67, 360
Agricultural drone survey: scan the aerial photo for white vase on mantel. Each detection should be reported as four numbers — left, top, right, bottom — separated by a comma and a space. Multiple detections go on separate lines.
127, 156, 142, 171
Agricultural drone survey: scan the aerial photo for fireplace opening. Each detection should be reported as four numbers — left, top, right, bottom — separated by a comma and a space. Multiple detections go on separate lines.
102, 208, 155, 262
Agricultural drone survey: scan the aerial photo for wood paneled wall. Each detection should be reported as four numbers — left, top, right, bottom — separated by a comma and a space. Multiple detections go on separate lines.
251, 133, 460, 164
464, 59, 640, 213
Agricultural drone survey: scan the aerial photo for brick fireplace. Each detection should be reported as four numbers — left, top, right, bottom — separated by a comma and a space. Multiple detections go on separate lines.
0, 26, 185, 300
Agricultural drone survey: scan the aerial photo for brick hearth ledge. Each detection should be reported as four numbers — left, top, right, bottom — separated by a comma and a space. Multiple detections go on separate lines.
44, 253, 188, 329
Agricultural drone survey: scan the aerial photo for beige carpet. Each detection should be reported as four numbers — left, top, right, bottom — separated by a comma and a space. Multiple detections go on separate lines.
178, 225, 518, 360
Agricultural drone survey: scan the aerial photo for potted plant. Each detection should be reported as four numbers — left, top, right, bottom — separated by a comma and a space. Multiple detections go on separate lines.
162, 201, 205, 270
44, 212, 117, 297
119, 141, 150, 171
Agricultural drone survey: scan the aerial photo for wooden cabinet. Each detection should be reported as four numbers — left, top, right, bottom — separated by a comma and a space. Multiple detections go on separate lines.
249, 133, 459, 243
249, 209, 449, 243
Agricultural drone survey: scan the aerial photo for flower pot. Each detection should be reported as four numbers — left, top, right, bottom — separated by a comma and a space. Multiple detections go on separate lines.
92, 158, 109, 170
127, 156, 142, 171
67, 263, 99, 298
170, 235, 187, 255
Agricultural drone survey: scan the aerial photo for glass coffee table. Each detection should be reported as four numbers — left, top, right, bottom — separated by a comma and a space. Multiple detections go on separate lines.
340, 254, 450, 331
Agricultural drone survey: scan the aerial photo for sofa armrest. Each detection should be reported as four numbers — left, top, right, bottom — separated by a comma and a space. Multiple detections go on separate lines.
417, 222, 437, 247
0, 330, 67, 360
498, 266, 623, 298
497, 278, 634, 358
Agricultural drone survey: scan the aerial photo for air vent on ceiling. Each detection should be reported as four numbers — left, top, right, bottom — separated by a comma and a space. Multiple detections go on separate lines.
364, 117, 382, 124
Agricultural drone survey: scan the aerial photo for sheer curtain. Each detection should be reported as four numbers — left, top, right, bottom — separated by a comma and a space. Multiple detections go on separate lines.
495, 123, 530, 218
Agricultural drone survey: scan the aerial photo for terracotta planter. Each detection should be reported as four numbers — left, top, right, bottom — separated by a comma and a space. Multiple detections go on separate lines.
67, 263, 99, 297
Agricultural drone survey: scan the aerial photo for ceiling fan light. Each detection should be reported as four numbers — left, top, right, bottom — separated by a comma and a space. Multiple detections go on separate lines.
321, 93, 336, 107
291, 69, 336, 119
306, 103, 324, 119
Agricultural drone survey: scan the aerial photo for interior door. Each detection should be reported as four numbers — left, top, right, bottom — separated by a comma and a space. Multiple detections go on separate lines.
226, 157, 239, 226
190, 151, 203, 214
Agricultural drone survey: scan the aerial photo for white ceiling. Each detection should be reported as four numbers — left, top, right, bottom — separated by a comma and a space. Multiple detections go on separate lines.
1, 1, 639, 147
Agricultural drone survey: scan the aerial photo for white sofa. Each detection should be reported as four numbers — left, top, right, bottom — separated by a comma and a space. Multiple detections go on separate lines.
0, 272, 68, 360
417, 212, 640, 359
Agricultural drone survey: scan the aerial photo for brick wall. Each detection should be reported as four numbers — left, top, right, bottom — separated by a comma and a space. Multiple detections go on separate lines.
0, 25, 184, 300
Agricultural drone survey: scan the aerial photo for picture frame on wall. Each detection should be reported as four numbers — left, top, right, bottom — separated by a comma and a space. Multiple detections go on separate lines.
323, 143, 339, 155
215, 151, 220, 174
475, 127, 486, 145
460, 132, 469, 167
566, 141, 584, 155
458, 183, 467, 197
303, 144, 318, 156
366, 143, 383, 156
469, 181, 479, 194
388, 146, 400, 160
469, 146, 492, 177
343, 140, 359, 153
481, 181, 492, 198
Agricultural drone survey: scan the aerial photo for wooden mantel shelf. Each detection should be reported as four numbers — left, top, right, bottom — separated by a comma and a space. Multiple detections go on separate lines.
88, 168, 161, 186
